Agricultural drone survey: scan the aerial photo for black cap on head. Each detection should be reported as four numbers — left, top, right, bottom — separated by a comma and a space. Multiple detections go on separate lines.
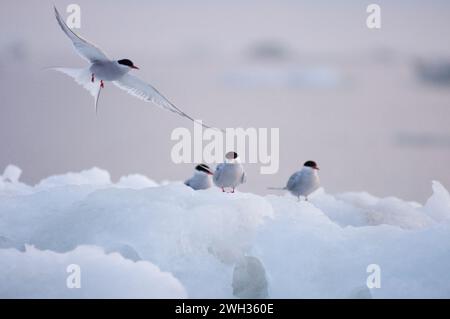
118, 59, 135, 67
303, 160, 319, 169
225, 151, 238, 160
195, 164, 213, 174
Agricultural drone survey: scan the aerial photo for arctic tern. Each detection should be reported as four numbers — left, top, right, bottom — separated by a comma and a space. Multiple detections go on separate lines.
213, 152, 246, 193
269, 160, 320, 201
185, 164, 214, 190
51, 6, 214, 129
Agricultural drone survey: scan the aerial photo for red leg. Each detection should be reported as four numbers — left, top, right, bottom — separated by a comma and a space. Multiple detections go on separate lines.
100, 80, 104, 88
91, 73, 95, 83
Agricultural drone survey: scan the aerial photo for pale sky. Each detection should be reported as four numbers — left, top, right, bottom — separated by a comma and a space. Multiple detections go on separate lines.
1, 0, 450, 201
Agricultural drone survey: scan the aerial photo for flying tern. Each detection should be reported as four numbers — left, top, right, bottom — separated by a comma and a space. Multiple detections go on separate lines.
51, 6, 214, 129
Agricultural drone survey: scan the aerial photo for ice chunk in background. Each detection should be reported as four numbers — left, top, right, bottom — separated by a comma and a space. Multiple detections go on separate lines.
424, 181, 450, 222
2, 165, 22, 183
115, 174, 159, 189
0, 165, 32, 196
0, 245, 186, 298
36, 167, 111, 189
311, 189, 372, 227
366, 197, 434, 229
0, 166, 449, 298
313, 189, 434, 229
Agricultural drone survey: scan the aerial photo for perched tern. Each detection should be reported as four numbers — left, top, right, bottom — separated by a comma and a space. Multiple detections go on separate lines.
184, 164, 214, 190
51, 6, 214, 129
269, 160, 320, 201
213, 152, 246, 193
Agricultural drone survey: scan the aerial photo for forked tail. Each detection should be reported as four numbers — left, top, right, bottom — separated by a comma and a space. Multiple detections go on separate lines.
47, 67, 102, 112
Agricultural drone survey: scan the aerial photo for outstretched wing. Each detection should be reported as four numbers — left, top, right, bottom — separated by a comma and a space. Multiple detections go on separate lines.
113, 74, 218, 130
54, 6, 109, 63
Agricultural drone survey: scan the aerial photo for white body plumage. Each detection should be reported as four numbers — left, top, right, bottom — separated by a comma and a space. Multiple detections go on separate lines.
213, 152, 246, 192
185, 164, 213, 190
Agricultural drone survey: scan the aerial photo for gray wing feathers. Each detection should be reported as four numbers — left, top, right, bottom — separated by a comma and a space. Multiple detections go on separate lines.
113, 74, 217, 130
286, 172, 301, 190
54, 6, 109, 62
213, 164, 225, 184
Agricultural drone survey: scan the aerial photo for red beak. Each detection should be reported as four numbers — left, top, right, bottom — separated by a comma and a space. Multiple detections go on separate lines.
131, 65, 139, 70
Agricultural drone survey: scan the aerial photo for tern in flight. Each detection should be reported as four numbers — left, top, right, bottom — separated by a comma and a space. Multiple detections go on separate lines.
51, 6, 215, 129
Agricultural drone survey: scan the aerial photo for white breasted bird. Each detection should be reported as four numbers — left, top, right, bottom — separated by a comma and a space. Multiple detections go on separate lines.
185, 164, 214, 190
269, 161, 320, 201
51, 6, 214, 129
213, 152, 246, 193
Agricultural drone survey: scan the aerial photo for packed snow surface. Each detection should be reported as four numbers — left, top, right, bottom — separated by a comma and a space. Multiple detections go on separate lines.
0, 165, 449, 298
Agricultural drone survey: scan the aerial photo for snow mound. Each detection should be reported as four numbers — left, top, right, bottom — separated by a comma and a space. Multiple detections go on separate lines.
36, 167, 111, 189
0, 245, 186, 298
116, 174, 159, 189
424, 181, 450, 222
0, 166, 449, 298
312, 189, 433, 229
2, 165, 22, 183
0, 164, 32, 196
257, 195, 450, 298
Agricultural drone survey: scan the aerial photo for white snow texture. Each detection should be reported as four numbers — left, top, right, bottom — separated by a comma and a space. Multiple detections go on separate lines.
0, 165, 449, 298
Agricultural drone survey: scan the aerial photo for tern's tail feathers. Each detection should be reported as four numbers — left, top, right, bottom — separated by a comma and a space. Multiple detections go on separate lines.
49, 67, 102, 112
267, 187, 287, 190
